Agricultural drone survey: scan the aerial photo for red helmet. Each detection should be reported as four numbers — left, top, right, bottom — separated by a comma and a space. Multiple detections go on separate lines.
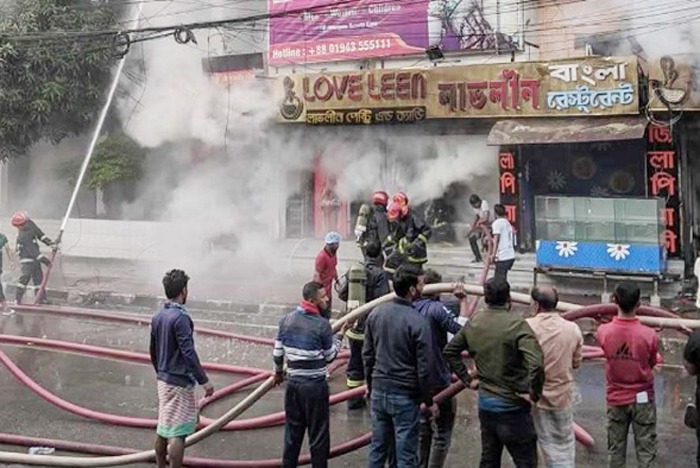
387, 202, 402, 221
393, 192, 409, 217
372, 191, 389, 206
11, 211, 28, 228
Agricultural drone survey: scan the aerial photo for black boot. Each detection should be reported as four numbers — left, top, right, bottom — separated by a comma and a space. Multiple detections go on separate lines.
347, 394, 366, 410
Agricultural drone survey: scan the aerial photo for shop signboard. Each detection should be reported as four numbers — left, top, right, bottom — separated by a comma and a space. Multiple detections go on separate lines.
646, 124, 681, 257
268, 0, 519, 66
647, 54, 700, 111
276, 56, 639, 123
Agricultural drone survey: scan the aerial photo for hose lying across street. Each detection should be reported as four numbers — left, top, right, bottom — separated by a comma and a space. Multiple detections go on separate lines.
0, 280, 695, 466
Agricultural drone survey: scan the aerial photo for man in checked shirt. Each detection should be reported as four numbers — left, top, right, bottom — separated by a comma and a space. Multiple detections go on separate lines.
273, 281, 348, 468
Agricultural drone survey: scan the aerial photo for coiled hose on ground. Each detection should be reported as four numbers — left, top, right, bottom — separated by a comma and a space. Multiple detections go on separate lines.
0, 267, 696, 465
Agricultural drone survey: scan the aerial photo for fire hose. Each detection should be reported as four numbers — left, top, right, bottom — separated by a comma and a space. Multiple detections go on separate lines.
2, 283, 696, 465
0, 284, 700, 466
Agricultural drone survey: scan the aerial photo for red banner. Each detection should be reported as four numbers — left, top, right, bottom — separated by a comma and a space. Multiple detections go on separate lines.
646, 125, 681, 256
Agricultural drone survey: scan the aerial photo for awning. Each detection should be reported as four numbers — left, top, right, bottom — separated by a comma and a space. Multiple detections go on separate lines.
487, 116, 648, 146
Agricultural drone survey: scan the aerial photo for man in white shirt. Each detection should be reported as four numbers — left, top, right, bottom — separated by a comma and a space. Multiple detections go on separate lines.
490, 204, 515, 281
467, 194, 490, 263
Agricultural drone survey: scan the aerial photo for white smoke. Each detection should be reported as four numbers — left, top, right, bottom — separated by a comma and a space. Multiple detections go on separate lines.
112, 1, 501, 279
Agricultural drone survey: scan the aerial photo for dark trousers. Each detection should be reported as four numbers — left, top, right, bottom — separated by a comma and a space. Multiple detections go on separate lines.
696, 390, 700, 467
469, 231, 483, 262
283, 378, 330, 468
607, 403, 657, 468
478, 408, 537, 468
494, 259, 515, 282
346, 337, 365, 408
16, 260, 45, 303
418, 395, 457, 468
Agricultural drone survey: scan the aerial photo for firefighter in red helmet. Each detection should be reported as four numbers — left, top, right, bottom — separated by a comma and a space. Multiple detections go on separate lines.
355, 190, 391, 259
12, 211, 55, 304
384, 194, 432, 277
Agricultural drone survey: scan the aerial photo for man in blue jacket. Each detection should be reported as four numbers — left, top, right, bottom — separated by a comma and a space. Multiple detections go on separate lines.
414, 269, 467, 468
150, 269, 213, 468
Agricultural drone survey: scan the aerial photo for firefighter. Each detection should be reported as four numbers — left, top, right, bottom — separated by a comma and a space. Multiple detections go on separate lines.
344, 241, 390, 409
12, 211, 55, 304
355, 191, 390, 258
384, 193, 432, 278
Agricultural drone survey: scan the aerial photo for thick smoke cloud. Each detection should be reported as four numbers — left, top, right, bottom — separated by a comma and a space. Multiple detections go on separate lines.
114, 0, 499, 279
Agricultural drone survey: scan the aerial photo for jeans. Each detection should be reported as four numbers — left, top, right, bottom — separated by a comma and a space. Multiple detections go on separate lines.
283, 378, 330, 468
532, 406, 575, 468
696, 389, 700, 467
418, 395, 457, 468
479, 408, 538, 468
468, 231, 483, 262
494, 259, 515, 282
368, 388, 421, 468
607, 403, 657, 468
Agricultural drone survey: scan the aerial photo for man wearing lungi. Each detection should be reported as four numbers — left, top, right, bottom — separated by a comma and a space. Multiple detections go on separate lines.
150, 269, 214, 468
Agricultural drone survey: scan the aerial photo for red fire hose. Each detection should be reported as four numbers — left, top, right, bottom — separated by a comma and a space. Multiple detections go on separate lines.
4, 278, 689, 464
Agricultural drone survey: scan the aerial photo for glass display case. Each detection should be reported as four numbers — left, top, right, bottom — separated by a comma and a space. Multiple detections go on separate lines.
535, 196, 665, 245
535, 196, 666, 274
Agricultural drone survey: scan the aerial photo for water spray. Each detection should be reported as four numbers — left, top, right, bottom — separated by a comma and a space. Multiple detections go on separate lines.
34, 1, 144, 305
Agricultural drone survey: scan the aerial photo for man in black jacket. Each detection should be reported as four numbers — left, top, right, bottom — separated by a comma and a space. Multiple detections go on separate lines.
363, 264, 437, 468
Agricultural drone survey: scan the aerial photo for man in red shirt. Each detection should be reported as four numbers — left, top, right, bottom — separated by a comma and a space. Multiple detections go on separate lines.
596, 283, 659, 468
314, 231, 340, 319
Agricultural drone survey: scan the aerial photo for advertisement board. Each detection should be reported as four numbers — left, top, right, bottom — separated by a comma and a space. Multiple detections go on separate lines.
268, 0, 518, 66
277, 56, 640, 122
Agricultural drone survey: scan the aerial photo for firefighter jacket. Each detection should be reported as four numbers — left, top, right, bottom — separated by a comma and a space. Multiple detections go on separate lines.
366, 204, 390, 248
346, 257, 390, 341
16, 219, 53, 261
389, 212, 432, 266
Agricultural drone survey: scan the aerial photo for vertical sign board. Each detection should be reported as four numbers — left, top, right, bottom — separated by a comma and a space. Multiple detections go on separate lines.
498, 149, 519, 246
646, 124, 681, 257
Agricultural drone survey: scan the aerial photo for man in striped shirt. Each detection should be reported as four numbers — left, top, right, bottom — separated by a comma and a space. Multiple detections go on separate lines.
273, 281, 347, 468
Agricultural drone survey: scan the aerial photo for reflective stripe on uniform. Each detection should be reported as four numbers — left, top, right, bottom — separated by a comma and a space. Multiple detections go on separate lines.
346, 378, 364, 388
346, 329, 365, 341
19, 258, 36, 263
407, 255, 428, 264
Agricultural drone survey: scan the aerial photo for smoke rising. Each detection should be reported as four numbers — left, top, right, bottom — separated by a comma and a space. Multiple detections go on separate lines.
107, 2, 501, 280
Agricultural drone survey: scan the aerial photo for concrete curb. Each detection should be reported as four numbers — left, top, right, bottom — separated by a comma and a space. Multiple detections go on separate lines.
8, 284, 297, 314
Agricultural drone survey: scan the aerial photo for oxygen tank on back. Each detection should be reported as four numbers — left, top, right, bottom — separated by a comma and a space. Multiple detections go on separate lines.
347, 262, 367, 310
354, 204, 371, 243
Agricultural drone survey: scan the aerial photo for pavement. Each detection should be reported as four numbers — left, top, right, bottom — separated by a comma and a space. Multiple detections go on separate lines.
0, 243, 697, 466
0, 304, 698, 467
7, 238, 690, 313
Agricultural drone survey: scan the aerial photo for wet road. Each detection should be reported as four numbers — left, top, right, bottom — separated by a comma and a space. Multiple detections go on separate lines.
0, 309, 697, 467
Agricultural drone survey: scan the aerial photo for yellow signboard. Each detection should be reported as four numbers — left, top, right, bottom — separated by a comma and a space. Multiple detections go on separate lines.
647, 54, 699, 111
277, 56, 639, 124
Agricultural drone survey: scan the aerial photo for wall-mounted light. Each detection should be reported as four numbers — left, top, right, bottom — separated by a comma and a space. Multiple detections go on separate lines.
425, 45, 444, 62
